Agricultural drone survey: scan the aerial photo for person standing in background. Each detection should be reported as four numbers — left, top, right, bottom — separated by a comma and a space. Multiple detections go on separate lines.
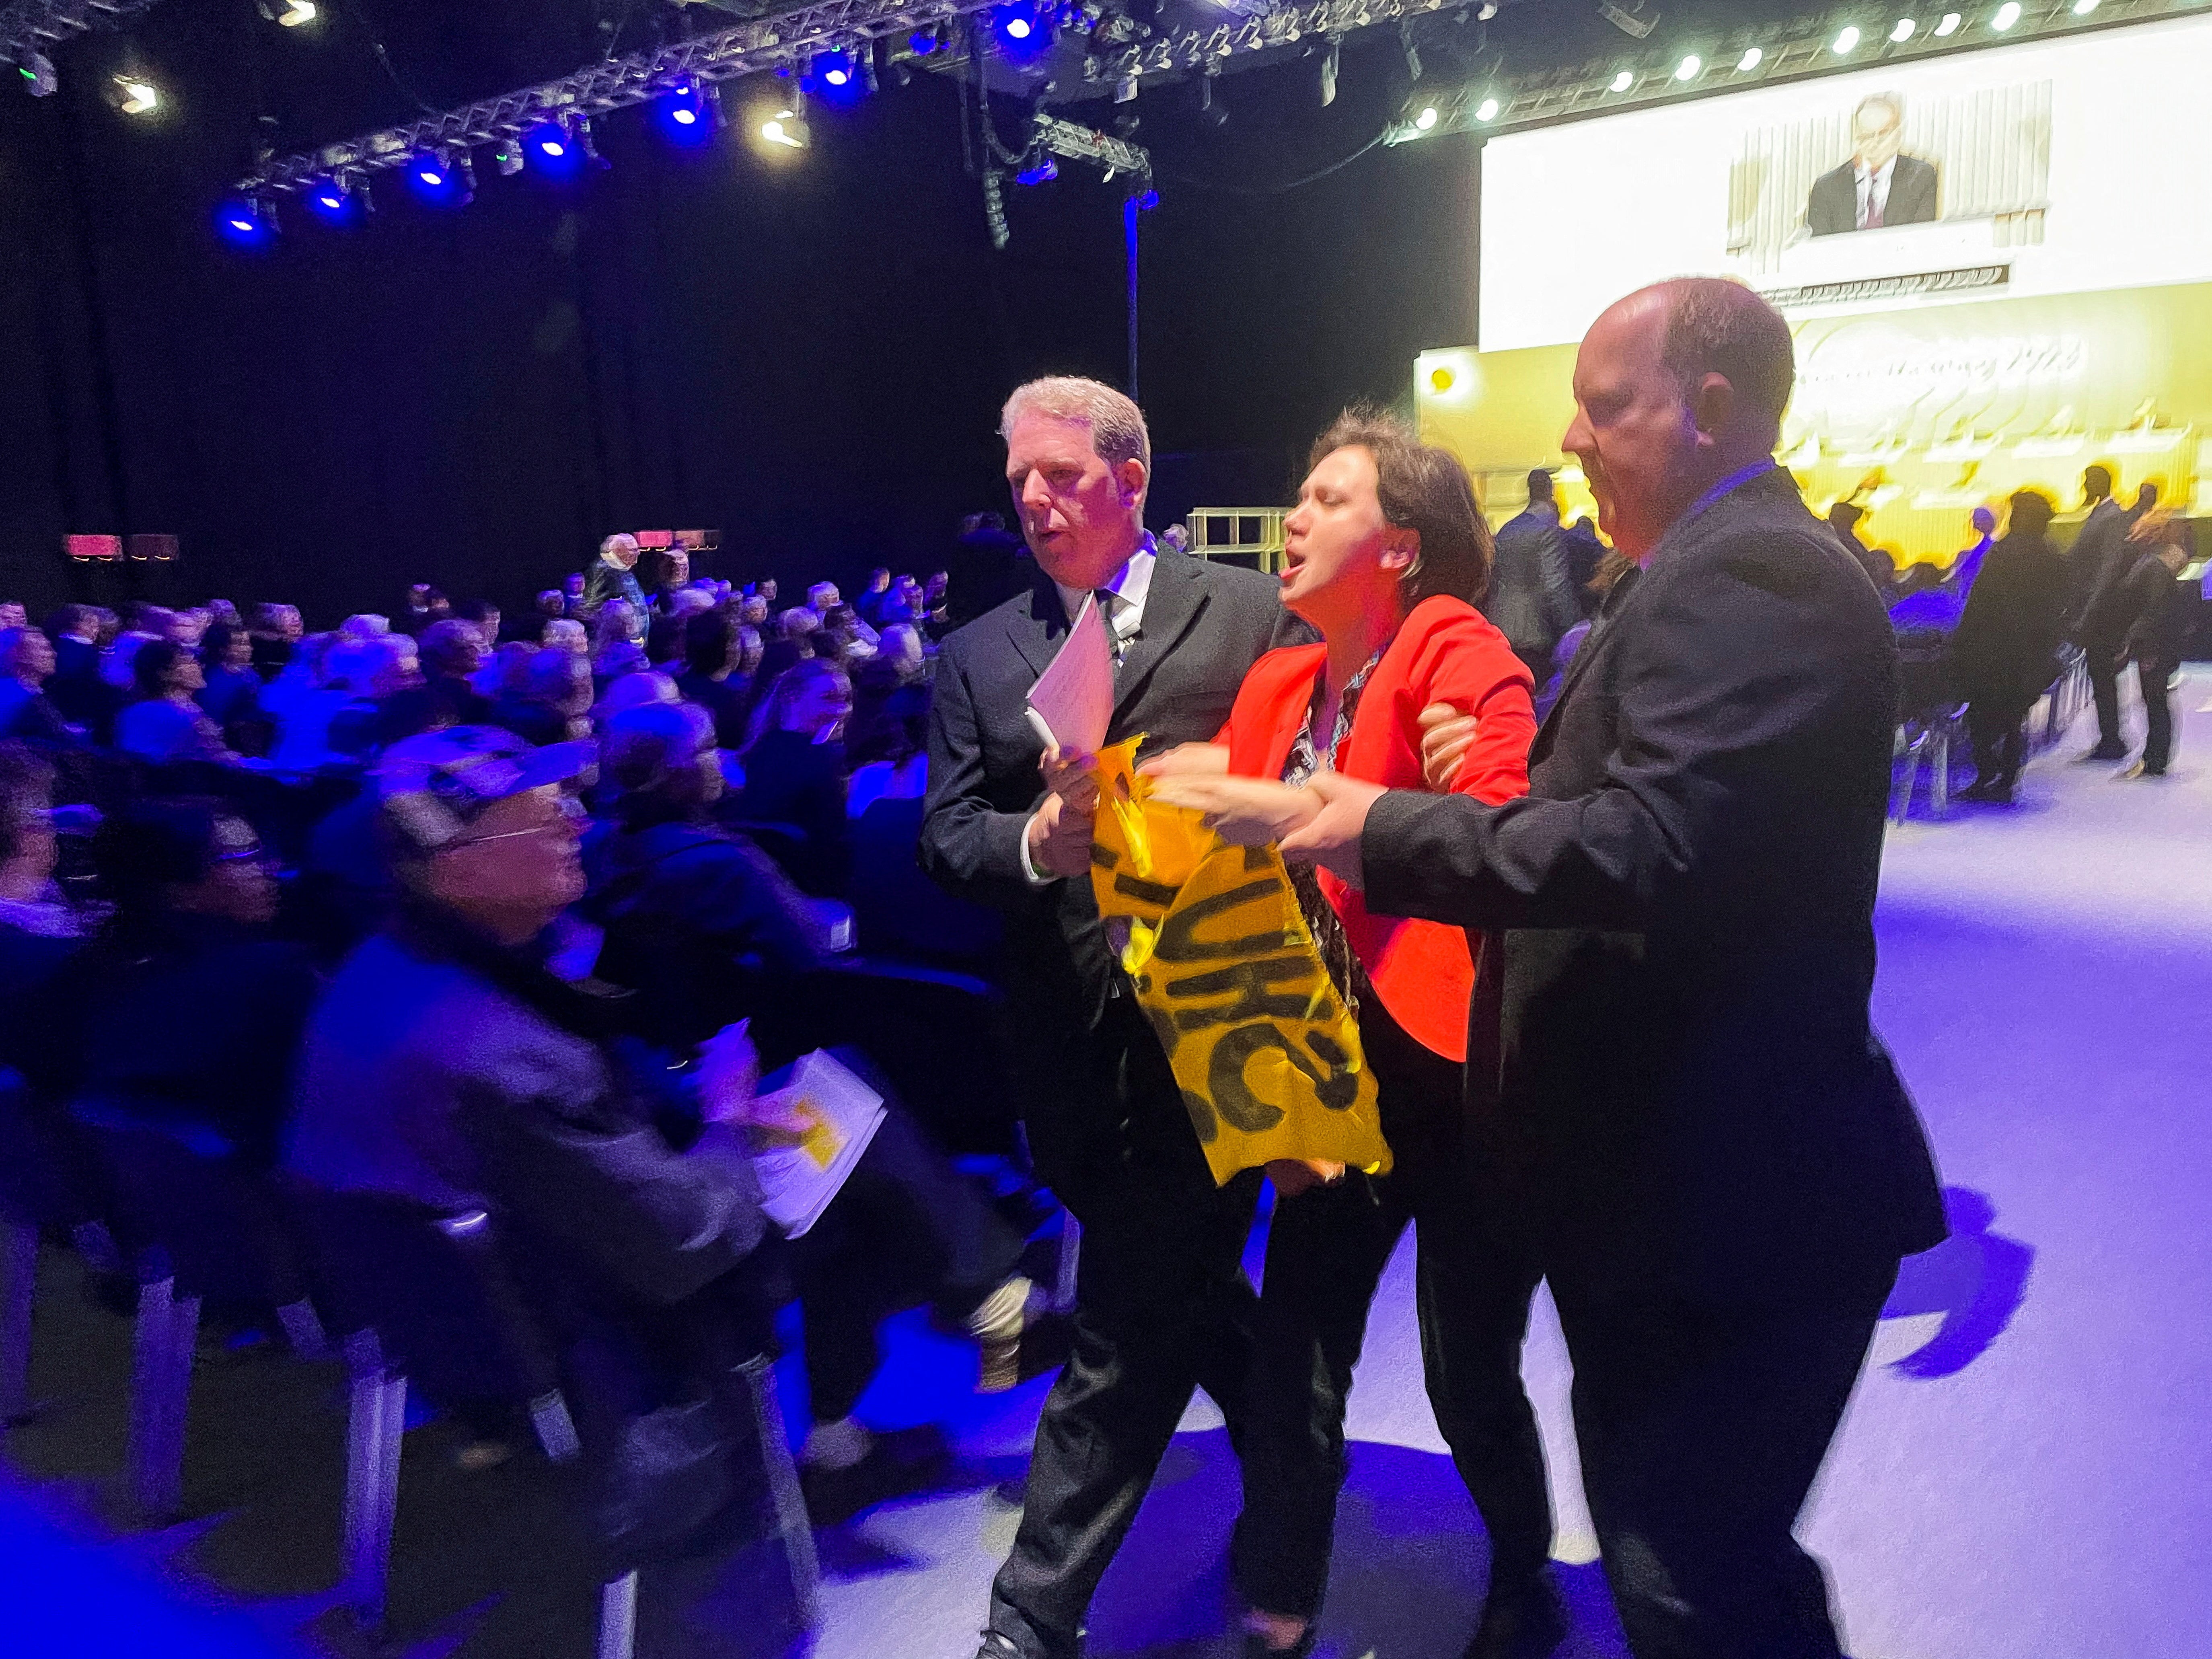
1484, 468, 1582, 693
582, 534, 648, 620
2109, 512, 2192, 780
1955, 492, 2070, 805
2066, 465, 2132, 761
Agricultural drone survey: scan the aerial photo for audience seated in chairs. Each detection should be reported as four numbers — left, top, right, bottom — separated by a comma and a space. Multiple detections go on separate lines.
115, 641, 239, 769
738, 658, 854, 897
30, 797, 319, 1172
583, 704, 1042, 1515
0, 627, 74, 744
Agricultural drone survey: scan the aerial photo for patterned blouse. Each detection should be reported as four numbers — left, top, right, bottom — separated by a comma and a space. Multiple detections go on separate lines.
1280, 644, 1388, 1020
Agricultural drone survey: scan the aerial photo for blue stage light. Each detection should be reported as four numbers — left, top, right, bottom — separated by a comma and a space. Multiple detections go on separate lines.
406, 149, 474, 206
658, 79, 719, 145
909, 27, 942, 54
214, 194, 277, 251
1015, 155, 1058, 186
807, 49, 866, 105
303, 175, 362, 225
525, 118, 586, 177
991, 4, 1052, 62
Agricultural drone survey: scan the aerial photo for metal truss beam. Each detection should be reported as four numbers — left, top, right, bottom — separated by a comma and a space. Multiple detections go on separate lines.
237, 0, 1014, 193
1082, 0, 1463, 88
2, 0, 166, 62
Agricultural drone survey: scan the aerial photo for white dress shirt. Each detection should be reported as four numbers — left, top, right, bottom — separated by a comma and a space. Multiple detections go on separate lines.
1022, 537, 1160, 884
1854, 157, 1897, 231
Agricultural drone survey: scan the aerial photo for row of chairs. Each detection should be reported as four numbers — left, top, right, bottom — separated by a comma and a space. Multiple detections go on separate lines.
0, 1074, 819, 1659
1890, 643, 2088, 823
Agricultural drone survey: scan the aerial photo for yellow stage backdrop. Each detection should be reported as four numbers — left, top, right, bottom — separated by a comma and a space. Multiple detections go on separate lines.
1416, 282, 2212, 571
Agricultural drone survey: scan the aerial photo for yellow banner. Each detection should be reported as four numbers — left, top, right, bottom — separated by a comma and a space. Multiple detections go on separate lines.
1087, 738, 1391, 1187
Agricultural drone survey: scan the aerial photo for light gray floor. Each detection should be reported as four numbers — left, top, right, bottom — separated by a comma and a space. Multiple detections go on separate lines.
816, 671, 2212, 1659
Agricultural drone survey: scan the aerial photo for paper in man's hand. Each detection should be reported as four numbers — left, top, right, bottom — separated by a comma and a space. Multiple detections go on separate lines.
1024, 592, 1116, 757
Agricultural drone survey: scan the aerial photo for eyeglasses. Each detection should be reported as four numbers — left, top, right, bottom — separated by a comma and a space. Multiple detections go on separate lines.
448, 795, 585, 850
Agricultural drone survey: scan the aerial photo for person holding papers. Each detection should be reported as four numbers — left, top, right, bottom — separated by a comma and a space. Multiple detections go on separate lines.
921, 376, 1305, 1659
1145, 409, 1556, 1659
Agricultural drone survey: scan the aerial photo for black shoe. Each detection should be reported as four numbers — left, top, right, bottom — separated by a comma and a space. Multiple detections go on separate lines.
1956, 779, 2009, 803
1463, 1573, 1568, 1659
972, 1622, 1080, 1659
2082, 741, 2129, 762
2119, 761, 2167, 780
799, 1423, 952, 1525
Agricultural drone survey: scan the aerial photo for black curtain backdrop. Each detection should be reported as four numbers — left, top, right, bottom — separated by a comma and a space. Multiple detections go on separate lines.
0, 8, 1477, 624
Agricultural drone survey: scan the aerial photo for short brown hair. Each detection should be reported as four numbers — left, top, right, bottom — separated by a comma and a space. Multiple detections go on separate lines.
1309, 406, 1493, 606
1660, 279, 1795, 440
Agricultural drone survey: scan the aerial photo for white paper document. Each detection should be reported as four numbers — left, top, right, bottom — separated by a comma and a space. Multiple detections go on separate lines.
1024, 592, 1116, 757
748, 1051, 886, 1239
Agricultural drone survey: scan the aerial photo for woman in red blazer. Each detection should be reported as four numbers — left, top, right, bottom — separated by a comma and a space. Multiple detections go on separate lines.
1148, 409, 1557, 1659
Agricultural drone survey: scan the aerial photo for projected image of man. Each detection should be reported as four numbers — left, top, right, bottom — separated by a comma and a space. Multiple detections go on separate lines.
1808, 95, 1939, 235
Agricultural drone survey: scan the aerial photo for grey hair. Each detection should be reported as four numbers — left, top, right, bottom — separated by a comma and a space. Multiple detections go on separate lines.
1853, 93, 1904, 132
1000, 376, 1152, 475
600, 532, 639, 560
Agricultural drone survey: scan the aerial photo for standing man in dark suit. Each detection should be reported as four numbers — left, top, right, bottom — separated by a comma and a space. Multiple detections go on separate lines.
921, 376, 1302, 1659
1955, 491, 2070, 804
1274, 280, 1947, 1657
1807, 94, 1939, 235
2065, 465, 2134, 761
1484, 468, 1582, 693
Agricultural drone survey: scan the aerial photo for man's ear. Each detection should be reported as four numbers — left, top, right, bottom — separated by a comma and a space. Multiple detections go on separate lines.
1692, 373, 1736, 442
1118, 458, 1149, 509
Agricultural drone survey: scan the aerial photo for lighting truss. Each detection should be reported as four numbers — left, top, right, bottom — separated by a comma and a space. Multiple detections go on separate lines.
1034, 113, 1150, 181
236, 0, 1044, 195
1084, 0, 1468, 86
1381, 0, 2185, 144
2, 0, 167, 63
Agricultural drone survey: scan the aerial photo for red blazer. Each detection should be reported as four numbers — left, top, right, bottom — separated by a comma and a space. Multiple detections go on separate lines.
1213, 596, 1535, 1062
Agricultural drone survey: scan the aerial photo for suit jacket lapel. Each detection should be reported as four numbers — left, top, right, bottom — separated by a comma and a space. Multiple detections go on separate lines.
1003, 578, 1071, 681
1112, 551, 1207, 721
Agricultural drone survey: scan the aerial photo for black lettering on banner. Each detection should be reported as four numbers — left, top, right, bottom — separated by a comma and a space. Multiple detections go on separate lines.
1206, 1025, 1293, 1133
1155, 877, 1298, 964
1303, 1030, 1362, 1111
1091, 845, 1119, 871
1181, 1088, 1220, 1144
1112, 871, 1181, 911
1165, 956, 1314, 1032
1242, 844, 1273, 874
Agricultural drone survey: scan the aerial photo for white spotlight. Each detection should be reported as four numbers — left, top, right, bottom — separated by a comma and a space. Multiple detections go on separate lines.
1736, 46, 1764, 70
1889, 17, 1916, 41
1674, 54, 1701, 79
1474, 96, 1500, 121
1832, 24, 1861, 52
1610, 69, 1635, 90
258, 0, 318, 23
2070, 0, 2099, 14
1992, 1, 2021, 27
1934, 10, 1962, 33
1415, 105, 1440, 130
759, 108, 808, 149
112, 74, 160, 115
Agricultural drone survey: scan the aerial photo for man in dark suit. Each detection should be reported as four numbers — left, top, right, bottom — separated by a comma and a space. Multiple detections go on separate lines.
921, 376, 1301, 1659
1955, 491, 2070, 804
1484, 468, 1582, 692
1279, 280, 1947, 1657
1807, 94, 1939, 235
2064, 465, 2134, 760
40, 606, 112, 737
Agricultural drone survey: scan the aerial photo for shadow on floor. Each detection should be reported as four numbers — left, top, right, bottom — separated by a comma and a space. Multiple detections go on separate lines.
1880, 1186, 2034, 1380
